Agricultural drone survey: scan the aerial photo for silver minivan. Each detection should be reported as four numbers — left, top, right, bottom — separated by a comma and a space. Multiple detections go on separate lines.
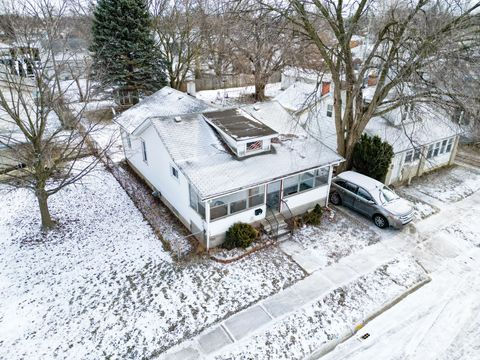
329, 171, 414, 228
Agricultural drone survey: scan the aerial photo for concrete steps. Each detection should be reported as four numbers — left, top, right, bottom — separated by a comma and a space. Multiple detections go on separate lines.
262, 214, 292, 240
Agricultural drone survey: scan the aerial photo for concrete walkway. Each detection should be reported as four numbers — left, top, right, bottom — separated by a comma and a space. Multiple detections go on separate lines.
161, 190, 480, 360
162, 236, 413, 359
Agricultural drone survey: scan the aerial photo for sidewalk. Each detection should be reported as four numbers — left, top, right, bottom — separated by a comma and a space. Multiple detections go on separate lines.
161, 234, 415, 359
161, 190, 480, 360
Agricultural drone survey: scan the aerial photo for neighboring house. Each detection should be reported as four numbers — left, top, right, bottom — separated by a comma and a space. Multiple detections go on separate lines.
0, 43, 41, 78
275, 80, 460, 186
0, 60, 61, 172
0, 67, 36, 171
115, 87, 343, 248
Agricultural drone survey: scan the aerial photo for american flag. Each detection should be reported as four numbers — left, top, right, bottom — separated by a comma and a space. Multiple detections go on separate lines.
247, 140, 263, 151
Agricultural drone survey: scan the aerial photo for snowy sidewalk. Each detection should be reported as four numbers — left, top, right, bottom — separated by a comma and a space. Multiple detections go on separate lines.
161, 190, 480, 359
160, 234, 418, 359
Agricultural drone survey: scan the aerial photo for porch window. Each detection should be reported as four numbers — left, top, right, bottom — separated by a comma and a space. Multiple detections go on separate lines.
248, 187, 264, 207
405, 150, 413, 163
446, 138, 454, 152
440, 139, 447, 154
189, 185, 205, 219
283, 167, 329, 198
413, 148, 421, 160
433, 142, 440, 157
427, 144, 434, 159
210, 185, 265, 220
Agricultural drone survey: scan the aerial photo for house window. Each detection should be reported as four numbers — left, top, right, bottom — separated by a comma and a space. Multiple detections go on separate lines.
405, 150, 414, 163
246, 140, 263, 152
126, 133, 132, 148
210, 185, 265, 221
446, 138, 454, 153
440, 139, 447, 154
171, 166, 179, 179
413, 148, 421, 161
427, 144, 434, 159
283, 168, 329, 198
326, 104, 333, 117
141, 139, 147, 162
433, 142, 440, 157
189, 185, 205, 219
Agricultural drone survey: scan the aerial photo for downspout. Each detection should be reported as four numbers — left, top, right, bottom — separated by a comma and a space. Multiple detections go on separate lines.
325, 165, 334, 207
205, 201, 211, 251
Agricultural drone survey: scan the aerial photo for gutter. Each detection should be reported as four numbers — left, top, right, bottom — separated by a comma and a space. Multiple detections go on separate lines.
201, 158, 345, 201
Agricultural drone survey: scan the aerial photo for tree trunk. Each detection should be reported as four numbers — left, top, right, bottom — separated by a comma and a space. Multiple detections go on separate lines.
36, 189, 54, 229
254, 82, 266, 101
337, 136, 357, 173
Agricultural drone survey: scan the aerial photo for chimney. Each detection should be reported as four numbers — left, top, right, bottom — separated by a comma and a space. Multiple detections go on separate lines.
321, 81, 331, 96
367, 74, 378, 87
186, 80, 196, 97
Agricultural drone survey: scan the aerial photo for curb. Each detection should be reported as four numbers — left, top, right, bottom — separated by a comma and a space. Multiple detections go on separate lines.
306, 276, 431, 359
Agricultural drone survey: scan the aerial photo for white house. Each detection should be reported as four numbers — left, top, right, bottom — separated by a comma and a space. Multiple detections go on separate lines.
275, 80, 461, 186
115, 87, 343, 249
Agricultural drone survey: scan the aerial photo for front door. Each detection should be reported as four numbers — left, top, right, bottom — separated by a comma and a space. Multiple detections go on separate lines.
266, 180, 282, 211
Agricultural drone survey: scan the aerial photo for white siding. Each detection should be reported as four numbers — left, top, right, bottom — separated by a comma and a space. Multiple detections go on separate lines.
208, 205, 267, 238
123, 126, 205, 234
282, 184, 329, 214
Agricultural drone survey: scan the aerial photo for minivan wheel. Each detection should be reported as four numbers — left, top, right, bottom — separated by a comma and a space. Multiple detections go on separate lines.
330, 192, 342, 205
373, 214, 388, 229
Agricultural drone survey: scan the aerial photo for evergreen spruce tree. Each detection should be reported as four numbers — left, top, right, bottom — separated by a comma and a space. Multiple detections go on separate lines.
352, 134, 394, 182
90, 0, 166, 105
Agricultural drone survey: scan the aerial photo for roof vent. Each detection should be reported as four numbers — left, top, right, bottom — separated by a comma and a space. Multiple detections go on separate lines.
174, 116, 182, 123
253, 105, 261, 111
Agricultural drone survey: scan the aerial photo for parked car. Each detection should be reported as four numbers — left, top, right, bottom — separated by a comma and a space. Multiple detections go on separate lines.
329, 171, 414, 228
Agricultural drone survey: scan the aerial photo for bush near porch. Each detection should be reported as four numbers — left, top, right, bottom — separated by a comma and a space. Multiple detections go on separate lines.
224, 222, 259, 250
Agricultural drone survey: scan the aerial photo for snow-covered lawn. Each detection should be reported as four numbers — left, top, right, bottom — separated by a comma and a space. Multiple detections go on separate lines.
0, 165, 304, 359
405, 165, 480, 203
196, 82, 282, 107
286, 211, 380, 268
214, 256, 428, 359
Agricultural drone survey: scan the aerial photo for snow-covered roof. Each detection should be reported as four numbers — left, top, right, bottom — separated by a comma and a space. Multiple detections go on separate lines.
242, 101, 305, 136
151, 110, 343, 199
282, 66, 331, 83
115, 87, 215, 134
364, 108, 460, 152
302, 103, 460, 154
300, 109, 338, 151
275, 82, 324, 112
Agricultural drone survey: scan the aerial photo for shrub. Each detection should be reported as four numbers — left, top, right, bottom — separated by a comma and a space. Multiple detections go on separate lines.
223, 223, 258, 250
303, 204, 323, 226
352, 134, 394, 182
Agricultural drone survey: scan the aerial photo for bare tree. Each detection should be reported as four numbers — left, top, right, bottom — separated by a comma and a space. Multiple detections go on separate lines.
197, 1, 233, 82
0, 0, 105, 229
151, 0, 202, 90
228, 1, 293, 101
266, 0, 480, 170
